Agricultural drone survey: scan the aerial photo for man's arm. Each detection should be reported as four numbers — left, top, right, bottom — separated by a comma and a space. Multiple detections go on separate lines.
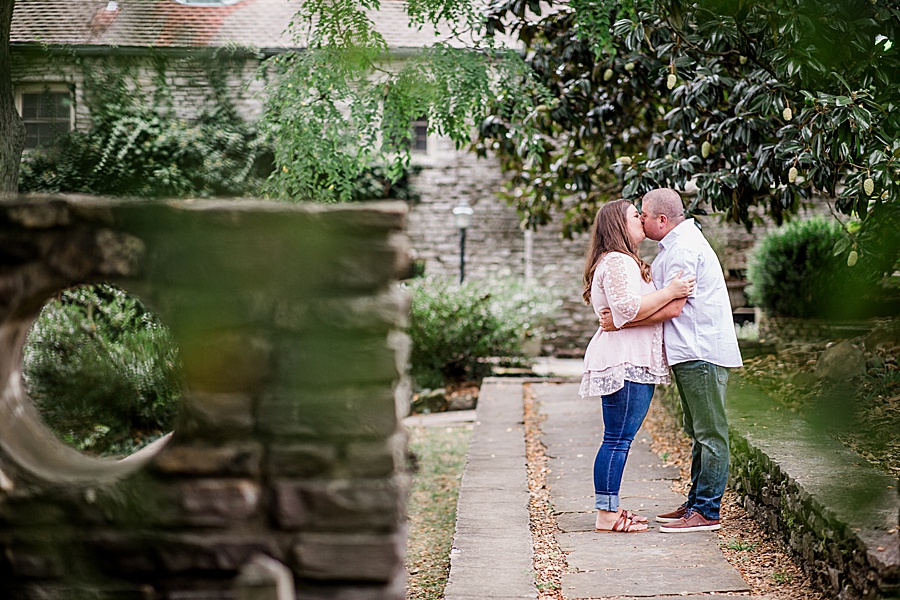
599, 298, 686, 331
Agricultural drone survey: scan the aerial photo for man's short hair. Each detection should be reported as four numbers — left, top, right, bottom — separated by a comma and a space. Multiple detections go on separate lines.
642, 188, 685, 221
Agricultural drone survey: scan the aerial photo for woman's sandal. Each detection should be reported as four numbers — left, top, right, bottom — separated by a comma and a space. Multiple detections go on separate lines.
622, 510, 648, 524
596, 510, 648, 533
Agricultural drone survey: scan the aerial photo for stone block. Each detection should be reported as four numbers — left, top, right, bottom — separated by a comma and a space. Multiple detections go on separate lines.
295, 578, 406, 600
274, 287, 410, 334
180, 332, 273, 394
179, 391, 255, 436
90, 533, 280, 574
165, 479, 262, 526
267, 443, 339, 477
235, 554, 295, 600
1, 544, 66, 578
257, 385, 397, 438
272, 334, 401, 389
344, 434, 404, 478
151, 443, 263, 477
0, 197, 409, 598
292, 531, 404, 582
273, 478, 401, 532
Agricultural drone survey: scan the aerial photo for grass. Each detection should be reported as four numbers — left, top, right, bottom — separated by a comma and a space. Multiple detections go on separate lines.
405, 423, 473, 600
722, 536, 759, 552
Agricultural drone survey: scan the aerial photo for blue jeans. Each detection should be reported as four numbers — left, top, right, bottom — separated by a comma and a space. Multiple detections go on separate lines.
671, 360, 730, 520
594, 381, 654, 511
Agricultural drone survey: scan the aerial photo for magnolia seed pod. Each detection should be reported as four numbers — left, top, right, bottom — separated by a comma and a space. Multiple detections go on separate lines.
864, 177, 875, 196
847, 250, 859, 267
625, 62, 635, 72
701, 141, 711, 158
603, 68, 614, 81
788, 166, 798, 183
618, 156, 632, 165
666, 73, 677, 89
782, 106, 793, 121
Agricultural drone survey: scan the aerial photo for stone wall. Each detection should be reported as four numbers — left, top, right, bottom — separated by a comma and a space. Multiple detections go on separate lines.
11, 48, 268, 129
0, 195, 411, 599
727, 380, 899, 599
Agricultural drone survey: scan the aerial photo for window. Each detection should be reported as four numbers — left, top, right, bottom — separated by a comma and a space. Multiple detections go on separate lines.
17, 86, 73, 150
411, 115, 428, 153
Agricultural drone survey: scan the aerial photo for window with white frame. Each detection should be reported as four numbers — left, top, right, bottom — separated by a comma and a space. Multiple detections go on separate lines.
16, 85, 73, 150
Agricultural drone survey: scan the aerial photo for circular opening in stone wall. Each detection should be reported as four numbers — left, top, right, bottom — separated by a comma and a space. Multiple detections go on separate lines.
21, 284, 182, 459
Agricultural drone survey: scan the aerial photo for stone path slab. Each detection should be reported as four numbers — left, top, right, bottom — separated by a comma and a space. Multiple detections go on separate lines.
443, 379, 535, 600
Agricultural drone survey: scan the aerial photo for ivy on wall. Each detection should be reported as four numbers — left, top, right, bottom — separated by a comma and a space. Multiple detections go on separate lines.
17, 47, 418, 201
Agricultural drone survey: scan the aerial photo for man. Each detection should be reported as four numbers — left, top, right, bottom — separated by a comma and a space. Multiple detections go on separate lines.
601, 188, 742, 532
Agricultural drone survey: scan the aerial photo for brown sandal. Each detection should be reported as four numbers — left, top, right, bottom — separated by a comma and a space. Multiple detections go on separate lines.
622, 510, 648, 524
596, 511, 648, 533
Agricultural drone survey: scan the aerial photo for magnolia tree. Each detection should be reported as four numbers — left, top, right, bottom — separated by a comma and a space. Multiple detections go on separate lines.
477, 0, 900, 276
263, 0, 897, 277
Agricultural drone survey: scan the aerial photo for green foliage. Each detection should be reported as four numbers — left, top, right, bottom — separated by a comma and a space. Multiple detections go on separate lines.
22, 285, 182, 456
406, 277, 561, 389
19, 59, 269, 199
746, 217, 876, 318
349, 163, 421, 201
259, 0, 550, 202
20, 111, 267, 198
475, 0, 900, 274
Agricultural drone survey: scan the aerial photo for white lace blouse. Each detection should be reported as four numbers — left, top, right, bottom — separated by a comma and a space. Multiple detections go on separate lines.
579, 252, 670, 398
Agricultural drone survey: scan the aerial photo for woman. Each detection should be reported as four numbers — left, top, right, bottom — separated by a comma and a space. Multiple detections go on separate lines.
581, 199, 693, 533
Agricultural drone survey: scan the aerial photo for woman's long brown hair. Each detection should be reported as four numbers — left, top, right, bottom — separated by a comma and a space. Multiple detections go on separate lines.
582, 199, 652, 304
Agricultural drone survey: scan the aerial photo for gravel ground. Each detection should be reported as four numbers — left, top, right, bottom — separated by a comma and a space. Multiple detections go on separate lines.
523, 383, 827, 600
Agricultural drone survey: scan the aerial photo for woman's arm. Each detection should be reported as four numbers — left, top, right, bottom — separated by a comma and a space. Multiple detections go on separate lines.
633, 271, 692, 321
599, 297, 686, 331
602, 254, 693, 328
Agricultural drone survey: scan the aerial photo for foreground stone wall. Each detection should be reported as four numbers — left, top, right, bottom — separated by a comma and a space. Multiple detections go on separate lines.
0, 195, 411, 599
727, 381, 899, 600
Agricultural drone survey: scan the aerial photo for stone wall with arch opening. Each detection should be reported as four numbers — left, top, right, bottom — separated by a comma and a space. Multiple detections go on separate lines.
0, 195, 411, 599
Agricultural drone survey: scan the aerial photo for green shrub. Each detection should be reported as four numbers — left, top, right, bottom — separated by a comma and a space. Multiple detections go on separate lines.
22, 285, 182, 456
406, 277, 560, 389
19, 109, 268, 198
746, 217, 876, 319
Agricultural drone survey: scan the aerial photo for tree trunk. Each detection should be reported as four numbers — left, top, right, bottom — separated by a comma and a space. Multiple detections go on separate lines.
0, 0, 24, 195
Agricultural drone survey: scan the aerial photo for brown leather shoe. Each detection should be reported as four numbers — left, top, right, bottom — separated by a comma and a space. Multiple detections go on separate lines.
655, 503, 689, 523
659, 509, 721, 532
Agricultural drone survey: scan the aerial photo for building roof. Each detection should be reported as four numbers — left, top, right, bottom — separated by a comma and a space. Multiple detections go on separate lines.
10, 0, 479, 52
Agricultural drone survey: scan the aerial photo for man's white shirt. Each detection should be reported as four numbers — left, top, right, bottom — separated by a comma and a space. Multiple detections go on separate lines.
651, 219, 743, 368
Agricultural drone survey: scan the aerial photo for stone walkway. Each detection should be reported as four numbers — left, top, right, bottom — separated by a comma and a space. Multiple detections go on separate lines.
442, 373, 762, 600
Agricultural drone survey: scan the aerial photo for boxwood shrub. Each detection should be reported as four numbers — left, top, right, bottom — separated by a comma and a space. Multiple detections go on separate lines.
746, 217, 877, 319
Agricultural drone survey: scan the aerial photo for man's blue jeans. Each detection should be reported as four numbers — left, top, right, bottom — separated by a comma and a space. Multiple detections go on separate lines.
594, 381, 654, 511
671, 360, 730, 520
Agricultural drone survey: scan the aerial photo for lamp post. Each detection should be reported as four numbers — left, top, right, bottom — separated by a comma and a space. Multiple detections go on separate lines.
452, 199, 474, 283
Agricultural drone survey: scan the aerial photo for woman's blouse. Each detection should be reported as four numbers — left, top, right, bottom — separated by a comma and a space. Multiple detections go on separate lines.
579, 252, 670, 397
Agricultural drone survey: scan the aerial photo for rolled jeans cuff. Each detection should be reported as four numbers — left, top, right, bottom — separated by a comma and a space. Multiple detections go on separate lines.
595, 493, 619, 512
